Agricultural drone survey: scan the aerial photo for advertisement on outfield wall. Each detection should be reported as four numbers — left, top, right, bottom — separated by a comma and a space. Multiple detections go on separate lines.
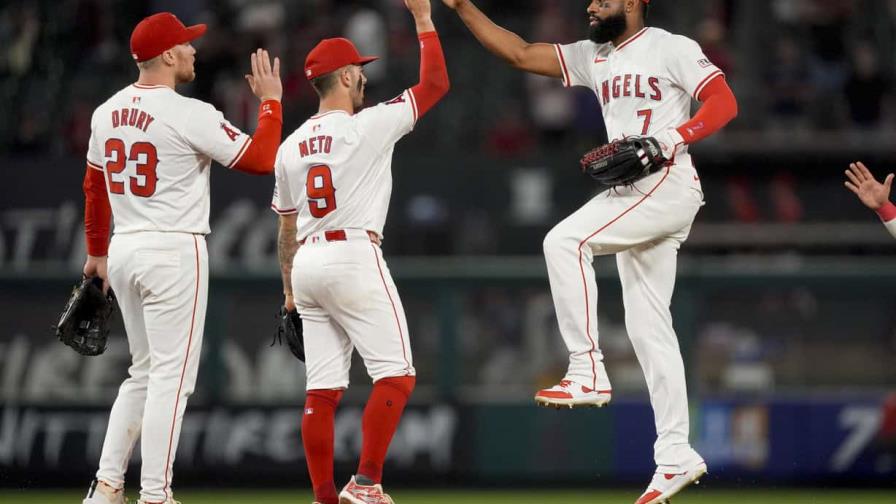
2, 397, 895, 487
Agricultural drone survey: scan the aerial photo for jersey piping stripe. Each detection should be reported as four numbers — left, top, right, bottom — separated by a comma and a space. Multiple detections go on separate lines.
575, 166, 671, 390
87, 160, 104, 171
370, 243, 412, 375
614, 27, 649, 52
693, 70, 724, 100
407, 89, 419, 123
163, 234, 201, 501
270, 203, 298, 215
555, 44, 572, 88
226, 136, 252, 168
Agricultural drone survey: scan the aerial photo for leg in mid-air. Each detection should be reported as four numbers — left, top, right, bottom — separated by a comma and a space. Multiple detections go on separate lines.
617, 236, 707, 504
536, 167, 698, 408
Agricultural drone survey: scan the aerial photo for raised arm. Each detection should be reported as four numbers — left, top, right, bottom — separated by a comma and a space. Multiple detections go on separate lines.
231, 49, 283, 175
443, 0, 561, 77
277, 213, 299, 310
405, 0, 450, 118
845, 162, 896, 239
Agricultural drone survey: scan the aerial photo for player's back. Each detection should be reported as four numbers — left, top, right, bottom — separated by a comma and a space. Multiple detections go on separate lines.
273, 90, 417, 240
88, 84, 247, 235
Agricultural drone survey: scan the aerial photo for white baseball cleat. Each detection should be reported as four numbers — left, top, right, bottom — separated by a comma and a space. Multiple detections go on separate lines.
339, 476, 395, 504
82, 480, 126, 504
534, 379, 612, 408
634, 462, 708, 504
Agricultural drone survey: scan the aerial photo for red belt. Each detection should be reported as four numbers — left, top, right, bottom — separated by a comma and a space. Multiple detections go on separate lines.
298, 229, 381, 246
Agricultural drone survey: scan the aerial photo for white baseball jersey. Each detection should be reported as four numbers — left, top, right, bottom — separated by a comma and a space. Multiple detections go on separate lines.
86, 83, 252, 235
556, 27, 723, 168
270, 89, 418, 239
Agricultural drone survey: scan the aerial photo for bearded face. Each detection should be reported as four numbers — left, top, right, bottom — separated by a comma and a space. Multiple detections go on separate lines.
172, 43, 197, 84
349, 66, 367, 109
588, 8, 629, 44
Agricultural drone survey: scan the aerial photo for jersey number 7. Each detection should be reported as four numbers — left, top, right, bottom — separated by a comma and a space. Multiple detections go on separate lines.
105, 138, 159, 197
306, 165, 337, 218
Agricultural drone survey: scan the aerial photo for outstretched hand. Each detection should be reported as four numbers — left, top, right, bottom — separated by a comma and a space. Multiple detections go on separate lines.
245, 48, 282, 102
845, 161, 893, 211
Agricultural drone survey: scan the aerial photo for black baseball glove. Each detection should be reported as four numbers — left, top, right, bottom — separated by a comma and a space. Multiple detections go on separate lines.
54, 277, 115, 356
580, 136, 669, 189
272, 307, 305, 362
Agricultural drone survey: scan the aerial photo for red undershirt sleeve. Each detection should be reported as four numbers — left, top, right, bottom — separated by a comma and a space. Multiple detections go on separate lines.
676, 74, 738, 145
409, 31, 450, 120
231, 99, 283, 175
83, 163, 112, 256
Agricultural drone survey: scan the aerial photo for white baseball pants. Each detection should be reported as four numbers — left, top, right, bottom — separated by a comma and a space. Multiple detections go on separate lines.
97, 231, 208, 502
293, 229, 415, 390
543, 164, 705, 472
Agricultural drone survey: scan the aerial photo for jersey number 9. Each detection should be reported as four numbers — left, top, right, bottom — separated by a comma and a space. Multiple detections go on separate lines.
306, 165, 337, 218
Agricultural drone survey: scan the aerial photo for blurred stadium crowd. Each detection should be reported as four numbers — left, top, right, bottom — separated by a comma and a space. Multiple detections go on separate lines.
2, 0, 896, 154
3, 0, 896, 244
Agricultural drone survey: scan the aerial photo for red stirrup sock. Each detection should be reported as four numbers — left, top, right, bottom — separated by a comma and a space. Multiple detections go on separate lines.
302, 389, 343, 504
357, 376, 416, 484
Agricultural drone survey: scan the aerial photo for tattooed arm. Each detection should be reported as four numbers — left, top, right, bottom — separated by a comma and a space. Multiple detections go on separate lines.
277, 213, 299, 311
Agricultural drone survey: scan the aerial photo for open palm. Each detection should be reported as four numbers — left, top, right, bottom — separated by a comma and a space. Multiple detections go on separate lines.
845, 162, 893, 210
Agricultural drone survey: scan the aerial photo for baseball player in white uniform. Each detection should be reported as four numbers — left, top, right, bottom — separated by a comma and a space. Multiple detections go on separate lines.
271, 1, 448, 503
845, 162, 896, 238
442, 1, 737, 502
81, 12, 283, 504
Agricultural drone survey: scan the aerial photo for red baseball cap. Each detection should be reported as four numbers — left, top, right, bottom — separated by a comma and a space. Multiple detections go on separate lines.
130, 12, 207, 62
304, 38, 378, 80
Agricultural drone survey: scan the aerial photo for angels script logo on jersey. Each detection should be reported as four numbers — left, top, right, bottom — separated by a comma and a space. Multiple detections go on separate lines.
600, 74, 662, 106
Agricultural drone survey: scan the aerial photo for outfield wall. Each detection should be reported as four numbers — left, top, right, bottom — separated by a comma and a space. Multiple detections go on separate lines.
1, 261, 895, 486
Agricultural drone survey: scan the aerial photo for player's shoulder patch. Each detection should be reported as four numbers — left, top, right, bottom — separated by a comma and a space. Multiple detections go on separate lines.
385, 93, 407, 105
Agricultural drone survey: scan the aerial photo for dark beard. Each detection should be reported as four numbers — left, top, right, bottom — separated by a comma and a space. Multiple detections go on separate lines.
589, 11, 628, 44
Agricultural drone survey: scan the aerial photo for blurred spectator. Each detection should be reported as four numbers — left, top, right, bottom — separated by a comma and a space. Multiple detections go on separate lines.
804, 0, 855, 128
766, 37, 812, 127
483, 102, 536, 159
2, 3, 39, 77
696, 17, 734, 76
726, 176, 761, 223
844, 42, 890, 128
769, 172, 804, 223
525, 0, 574, 149
344, 0, 388, 86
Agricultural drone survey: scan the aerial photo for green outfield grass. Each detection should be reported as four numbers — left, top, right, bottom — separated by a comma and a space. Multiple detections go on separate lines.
2, 489, 893, 503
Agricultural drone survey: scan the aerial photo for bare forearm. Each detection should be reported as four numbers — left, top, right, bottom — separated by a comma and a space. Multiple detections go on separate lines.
455, 0, 529, 67
414, 15, 435, 33
277, 218, 299, 296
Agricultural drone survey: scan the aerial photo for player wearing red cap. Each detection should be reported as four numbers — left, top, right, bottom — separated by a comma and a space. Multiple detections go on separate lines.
441, 0, 738, 502
270, 1, 448, 503
81, 12, 283, 504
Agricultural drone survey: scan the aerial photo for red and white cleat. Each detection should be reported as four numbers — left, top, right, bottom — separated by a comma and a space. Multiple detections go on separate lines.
634, 462, 708, 504
339, 476, 395, 504
534, 379, 612, 409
